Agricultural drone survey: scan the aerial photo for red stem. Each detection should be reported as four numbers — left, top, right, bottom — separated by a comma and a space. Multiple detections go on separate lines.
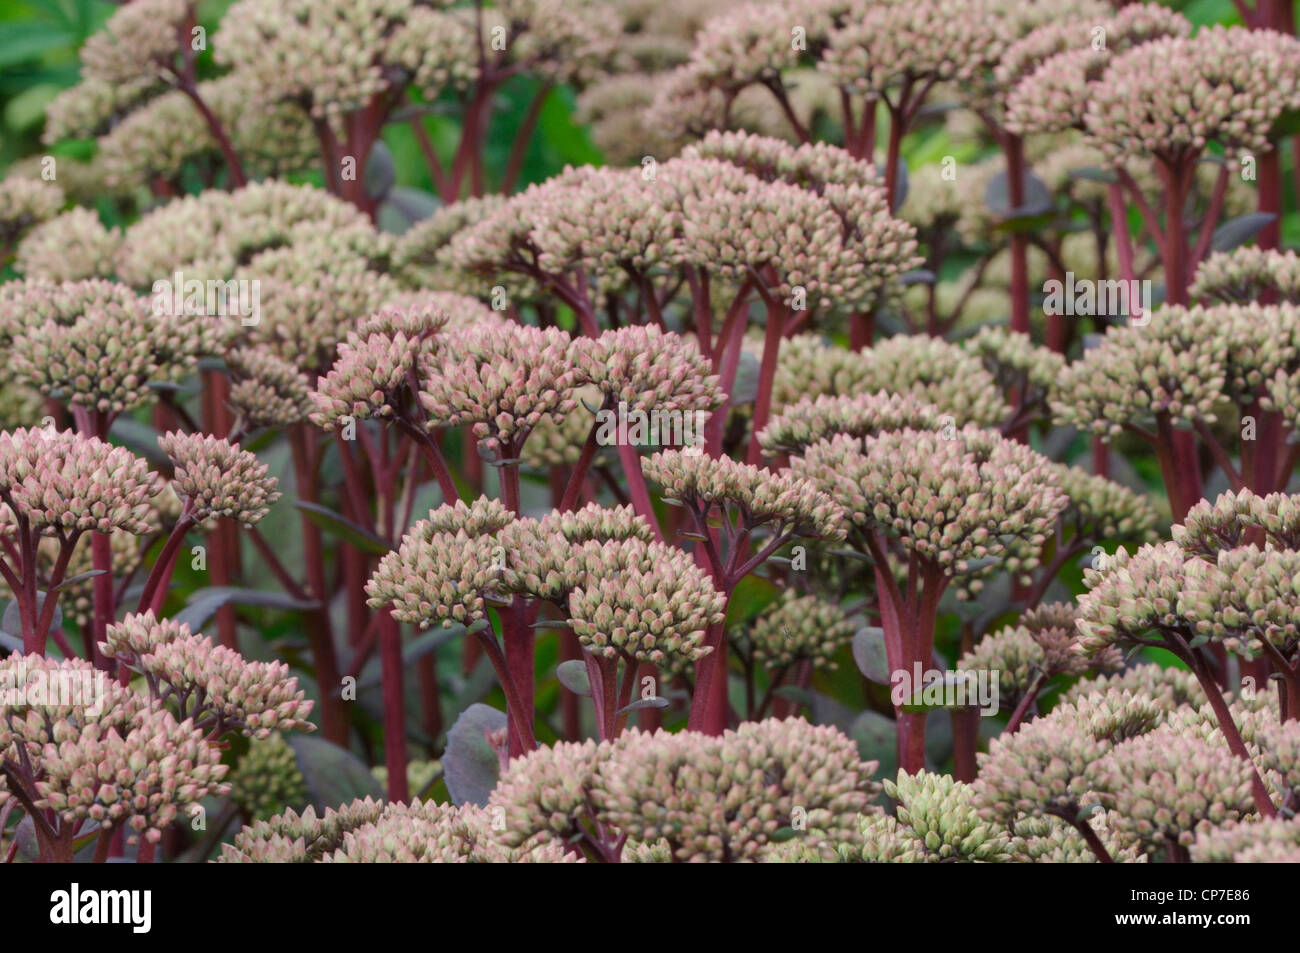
745, 296, 787, 467
378, 611, 410, 802
615, 443, 663, 542
1002, 134, 1031, 335
1255, 147, 1281, 252
1187, 651, 1276, 817
289, 427, 349, 745
501, 82, 553, 193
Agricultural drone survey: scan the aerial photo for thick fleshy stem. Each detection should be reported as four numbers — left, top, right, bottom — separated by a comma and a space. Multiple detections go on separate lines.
1179, 642, 1276, 817
1255, 146, 1281, 251
89, 533, 115, 668
377, 610, 410, 803
687, 619, 729, 734
503, 598, 534, 756
559, 420, 601, 512
1002, 134, 1031, 335
473, 622, 535, 756
32, 533, 81, 658
136, 513, 197, 615
0, 521, 37, 655
1004, 673, 1046, 735
745, 281, 787, 467
951, 622, 978, 781
199, 369, 240, 651
289, 426, 349, 745
394, 417, 458, 504
1060, 812, 1114, 863
585, 653, 620, 740
615, 443, 663, 542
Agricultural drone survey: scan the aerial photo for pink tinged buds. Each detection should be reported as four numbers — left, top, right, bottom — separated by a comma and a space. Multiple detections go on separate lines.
158, 431, 281, 526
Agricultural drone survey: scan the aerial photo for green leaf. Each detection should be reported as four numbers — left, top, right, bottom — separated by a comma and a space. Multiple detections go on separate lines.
1067, 166, 1119, 185
172, 586, 319, 632
1075, 802, 1105, 824
985, 168, 1053, 220
556, 659, 591, 696
363, 140, 396, 200
288, 735, 385, 811
0, 21, 76, 69
108, 416, 169, 465
51, 569, 106, 592
536, 84, 602, 169
295, 501, 392, 555
724, 574, 780, 628
1271, 108, 1300, 139
1, 592, 61, 640
900, 672, 981, 713
771, 685, 812, 707
377, 185, 442, 234
851, 626, 890, 684
616, 695, 670, 714
849, 710, 896, 780
13, 817, 39, 861
728, 349, 761, 405
5, 82, 61, 132
827, 547, 874, 563
530, 618, 571, 630
1209, 213, 1276, 253
443, 703, 507, 807
899, 269, 936, 286
877, 157, 908, 212
993, 210, 1056, 234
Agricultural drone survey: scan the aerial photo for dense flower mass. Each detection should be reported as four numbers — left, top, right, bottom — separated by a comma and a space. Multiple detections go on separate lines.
158, 432, 281, 526
2, 0, 1300, 880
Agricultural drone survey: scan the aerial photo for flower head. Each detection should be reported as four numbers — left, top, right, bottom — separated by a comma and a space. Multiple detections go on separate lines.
1192, 817, 1300, 863
0, 427, 160, 535
367, 498, 515, 629
792, 426, 1066, 581
103, 612, 314, 738
14, 208, 119, 282
760, 390, 942, 456
419, 323, 579, 453
1092, 725, 1255, 854
1084, 27, 1300, 163
594, 719, 878, 862
972, 689, 1170, 828
37, 705, 227, 843
158, 431, 281, 526
229, 734, 309, 822
0, 177, 64, 246
310, 305, 449, 429
9, 279, 195, 415
227, 347, 313, 430
574, 325, 724, 417
874, 770, 1017, 863
742, 590, 854, 670
567, 546, 725, 664
1192, 247, 1300, 305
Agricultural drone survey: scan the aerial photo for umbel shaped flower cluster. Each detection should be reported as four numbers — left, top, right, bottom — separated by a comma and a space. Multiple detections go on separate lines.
487, 717, 879, 862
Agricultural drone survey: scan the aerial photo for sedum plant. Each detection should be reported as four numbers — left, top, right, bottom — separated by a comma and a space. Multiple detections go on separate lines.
3, 0, 1300, 871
